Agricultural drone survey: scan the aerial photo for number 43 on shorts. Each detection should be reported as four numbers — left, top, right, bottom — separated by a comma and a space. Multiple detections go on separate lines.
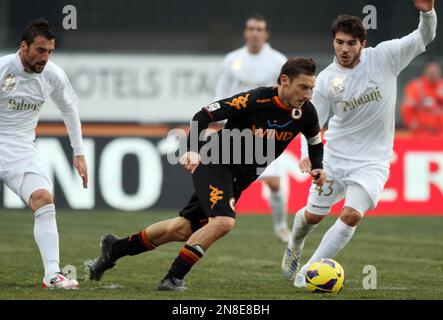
315, 179, 335, 196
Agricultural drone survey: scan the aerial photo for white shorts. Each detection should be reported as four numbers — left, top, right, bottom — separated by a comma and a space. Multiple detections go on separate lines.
259, 159, 282, 179
306, 153, 390, 216
0, 143, 53, 204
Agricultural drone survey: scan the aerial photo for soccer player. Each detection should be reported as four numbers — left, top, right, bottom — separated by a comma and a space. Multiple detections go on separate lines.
87, 57, 326, 291
0, 18, 88, 289
281, 0, 437, 287
215, 14, 290, 242
401, 59, 443, 135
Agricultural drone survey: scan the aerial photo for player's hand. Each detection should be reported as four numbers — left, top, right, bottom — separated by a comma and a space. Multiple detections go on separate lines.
73, 155, 88, 188
298, 157, 312, 173
414, 0, 434, 12
179, 151, 201, 174
310, 169, 326, 186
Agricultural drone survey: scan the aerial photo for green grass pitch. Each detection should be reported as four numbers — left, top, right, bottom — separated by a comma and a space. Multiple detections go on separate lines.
0, 210, 442, 300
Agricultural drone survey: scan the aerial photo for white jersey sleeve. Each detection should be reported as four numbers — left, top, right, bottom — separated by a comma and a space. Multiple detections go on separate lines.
301, 75, 331, 159
373, 9, 437, 75
48, 63, 85, 156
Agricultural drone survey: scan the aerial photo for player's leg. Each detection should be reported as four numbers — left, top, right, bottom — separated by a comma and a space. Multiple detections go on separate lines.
282, 158, 345, 281
159, 215, 235, 291
158, 164, 236, 291
281, 207, 324, 279
260, 161, 289, 242
17, 172, 78, 289
294, 183, 372, 287
87, 206, 196, 281
295, 161, 389, 286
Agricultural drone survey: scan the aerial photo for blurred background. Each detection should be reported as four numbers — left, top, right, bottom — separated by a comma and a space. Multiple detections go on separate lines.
0, 0, 442, 214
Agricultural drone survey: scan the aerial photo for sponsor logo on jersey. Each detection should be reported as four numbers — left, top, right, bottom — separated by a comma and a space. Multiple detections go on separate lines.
209, 185, 224, 209
205, 102, 221, 112
251, 125, 293, 141
1, 74, 16, 92
225, 93, 250, 110
330, 77, 344, 97
341, 88, 382, 112
7, 98, 43, 111
256, 98, 271, 104
267, 119, 293, 129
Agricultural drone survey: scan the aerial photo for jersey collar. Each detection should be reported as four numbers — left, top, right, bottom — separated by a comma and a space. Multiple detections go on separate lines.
272, 86, 292, 112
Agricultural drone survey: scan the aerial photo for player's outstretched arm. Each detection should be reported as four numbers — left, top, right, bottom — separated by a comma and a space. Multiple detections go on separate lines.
415, 0, 437, 51
74, 155, 88, 188
373, 0, 437, 76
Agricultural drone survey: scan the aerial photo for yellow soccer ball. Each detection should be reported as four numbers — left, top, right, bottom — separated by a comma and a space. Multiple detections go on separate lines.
305, 259, 345, 293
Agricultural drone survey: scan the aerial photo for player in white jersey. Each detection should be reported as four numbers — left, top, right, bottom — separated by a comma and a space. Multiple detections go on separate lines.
215, 14, 290, 242
0, 18, 88, 289
282, 0, 437, 287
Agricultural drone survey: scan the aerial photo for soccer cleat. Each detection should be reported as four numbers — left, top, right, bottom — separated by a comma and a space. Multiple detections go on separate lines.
86, 234, 119, 281
42, 272, 79, 289
294, 271, 307, 288
158, 277, 188, 292
274, 224, 290, 243
281, 246, 301, 280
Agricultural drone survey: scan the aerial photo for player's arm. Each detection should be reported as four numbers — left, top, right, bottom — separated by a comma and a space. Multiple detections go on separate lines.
301, 106, 326, 186
50, 68, 88, 188
181, 91, 253, 173
375, 0, 437, 75
415, 0, 437, 46
300, 79, 331, 172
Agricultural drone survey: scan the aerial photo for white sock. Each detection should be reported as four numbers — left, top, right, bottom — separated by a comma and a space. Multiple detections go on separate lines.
270, 190, 287, 229
288, 207, 317, 253
300, 218, 356, 274
34, 204, 60, 276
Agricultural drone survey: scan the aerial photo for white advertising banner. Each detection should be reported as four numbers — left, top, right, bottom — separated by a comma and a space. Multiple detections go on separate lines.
36, 53, 224, 122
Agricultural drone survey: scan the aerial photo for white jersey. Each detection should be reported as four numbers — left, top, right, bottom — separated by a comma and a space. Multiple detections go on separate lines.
302, 9, 437, 162
0, 51, 84, 155
215, 43, 286, 99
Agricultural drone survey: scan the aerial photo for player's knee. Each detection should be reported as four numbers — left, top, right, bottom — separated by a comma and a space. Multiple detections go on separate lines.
304, 211, 324, 224
340, 207, 362, 227
29, 189, 53, 210
168, 219, 192, 241
212, 216, 236, 236
264, 177, 280, 192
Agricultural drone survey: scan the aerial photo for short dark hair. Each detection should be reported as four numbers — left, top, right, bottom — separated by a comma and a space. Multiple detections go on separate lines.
21, 18, 56, 46
277, 57, 316, 84
331, 15, 366, 43
245, 13, 268, 30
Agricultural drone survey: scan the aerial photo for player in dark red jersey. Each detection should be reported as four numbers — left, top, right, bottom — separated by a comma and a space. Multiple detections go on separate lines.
86, 57, 326, 291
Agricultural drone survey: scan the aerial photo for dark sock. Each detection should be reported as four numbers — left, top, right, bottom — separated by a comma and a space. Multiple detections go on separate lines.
164, 244, 204, 280
111, 230, 157, 261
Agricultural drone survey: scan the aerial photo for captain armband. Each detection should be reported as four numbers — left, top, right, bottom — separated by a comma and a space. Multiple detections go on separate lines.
307, 133, 322, 145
